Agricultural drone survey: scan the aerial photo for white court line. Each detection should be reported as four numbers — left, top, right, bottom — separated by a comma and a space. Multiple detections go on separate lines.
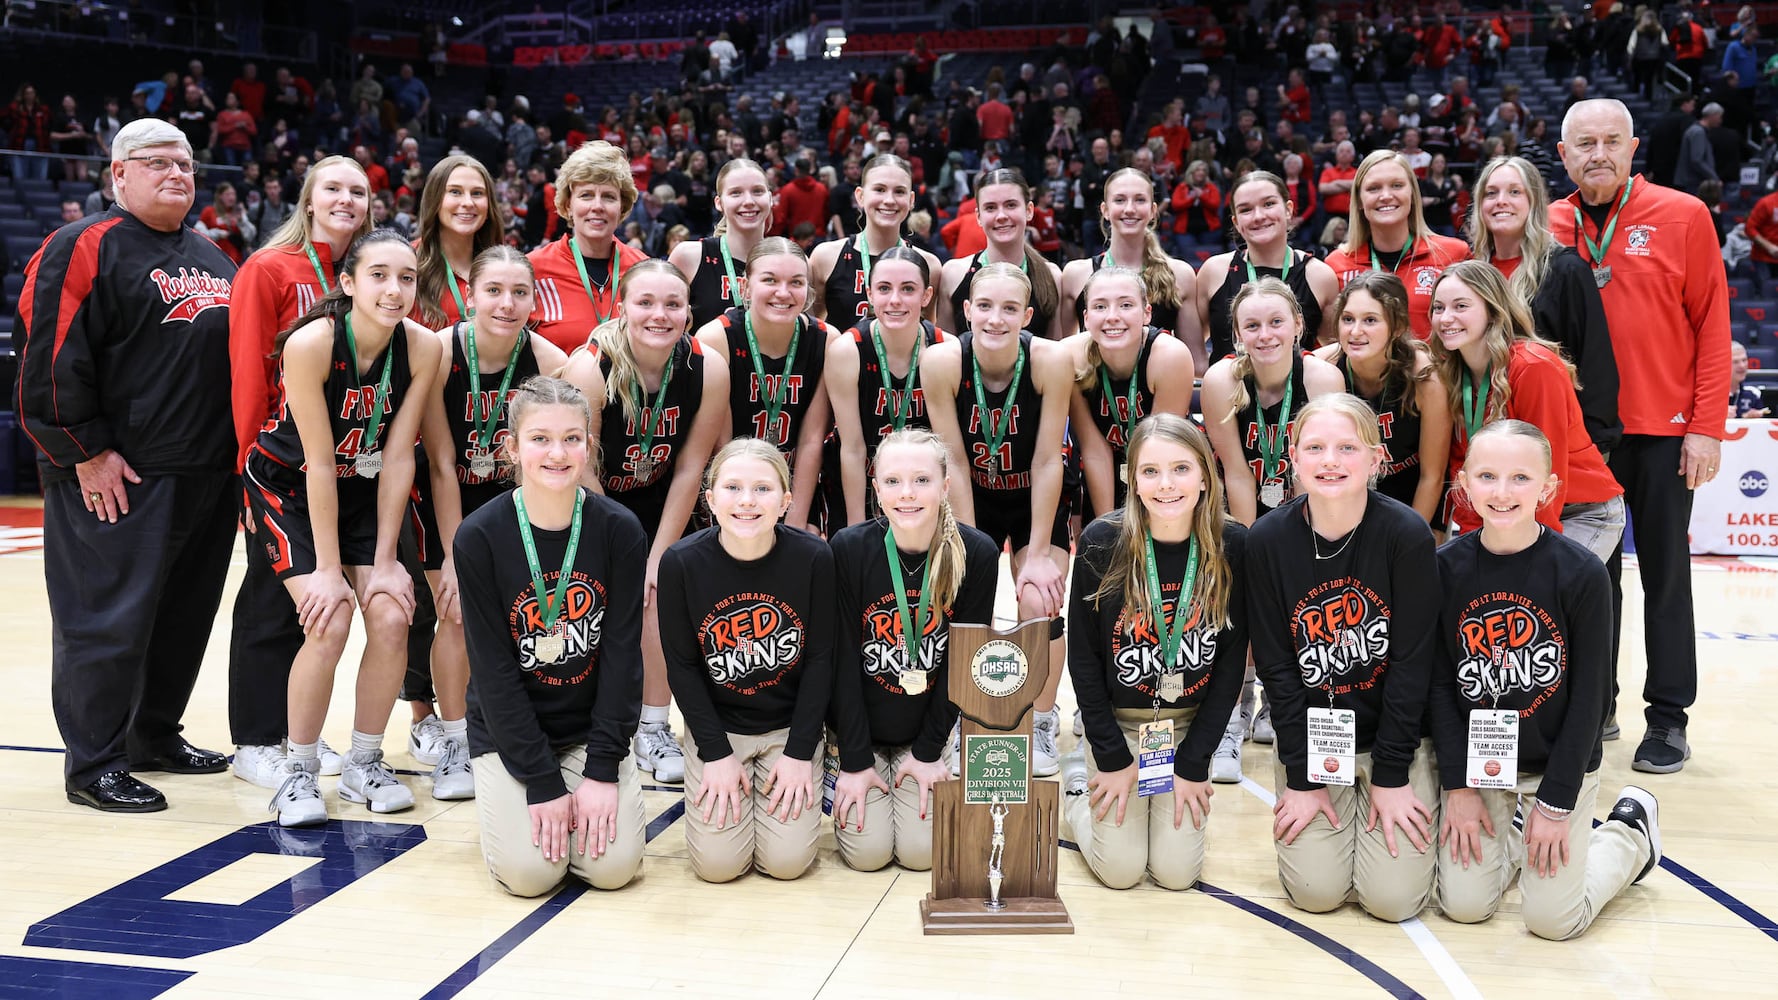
1235, 775, 1483, 1000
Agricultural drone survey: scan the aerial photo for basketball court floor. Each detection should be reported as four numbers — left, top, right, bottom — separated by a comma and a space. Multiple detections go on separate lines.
1, 498, 1774, 999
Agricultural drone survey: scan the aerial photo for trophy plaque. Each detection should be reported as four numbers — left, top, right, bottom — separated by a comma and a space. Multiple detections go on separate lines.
920, 620, 1073, 934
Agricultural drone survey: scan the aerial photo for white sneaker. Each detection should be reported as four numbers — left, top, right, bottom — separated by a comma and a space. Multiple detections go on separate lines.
1059, 746, 1089, 797
1032, 709, 1060, 778
317, 738, 343, 777
1210, 725, 1244, 784
233, 744, 285, 789
408, 715, 449, 766
338, 749, 415, 814
269, 758, 326, 827
633, 723, 686, 783
1071, 709, 1084, 737
947, 721, 961, 777
1252, 702, 1275, 744
430, 738, 475, 801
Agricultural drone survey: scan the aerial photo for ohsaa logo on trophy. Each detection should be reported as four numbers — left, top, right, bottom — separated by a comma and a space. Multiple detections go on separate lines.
970, 639, 1029, 697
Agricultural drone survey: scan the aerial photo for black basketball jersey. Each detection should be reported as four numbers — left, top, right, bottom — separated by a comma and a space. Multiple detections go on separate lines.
440, 322, 545, 514
1071, 251, 1181, 340
956, 330, 1046, 494
842, 320, 949, 447
824, 234, 901, 327
1081, 327, 1160, 459
250, 313, 417, 481
688, 235, 746, 333
951, 252, 1057, 340
1236, 352, 1310, 516
718, 307, 828, 452
1344, 362, 1423, 509
596, 334, 708, 496
1206, 248, 1323, 365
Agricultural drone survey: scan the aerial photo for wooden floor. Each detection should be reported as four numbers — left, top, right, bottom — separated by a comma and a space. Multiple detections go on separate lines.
2, 501, 1775, 999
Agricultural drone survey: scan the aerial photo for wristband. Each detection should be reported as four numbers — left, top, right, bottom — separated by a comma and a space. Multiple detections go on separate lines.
1533, 799, 1572, 821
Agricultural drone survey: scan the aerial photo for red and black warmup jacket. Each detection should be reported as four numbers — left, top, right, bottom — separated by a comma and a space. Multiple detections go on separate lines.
15, 206, 237, 482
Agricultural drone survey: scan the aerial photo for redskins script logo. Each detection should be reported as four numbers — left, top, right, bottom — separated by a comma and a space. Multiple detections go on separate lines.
1110, 586, 1219, 696
701, 593, 806, 692
509, 576, 607, 682
859, 590, 947, 692
1291, 577, 1390, 690
151, 267, 231, 323
1455, 592, 1565, 703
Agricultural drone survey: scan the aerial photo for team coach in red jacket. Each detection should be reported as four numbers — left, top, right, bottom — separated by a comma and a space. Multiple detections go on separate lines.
1550, 98, 1730, 775
15, 119, 239, 812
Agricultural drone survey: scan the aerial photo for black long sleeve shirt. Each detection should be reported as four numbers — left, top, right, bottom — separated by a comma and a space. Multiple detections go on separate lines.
458, 490, 647, 803
1247, 493, 1440, 791
659, 524, 836, 763
828, 519, 1000, 771
1068, 514, 1250, 781
1530, 247, 1622, 455
1431, 528, 1610, 810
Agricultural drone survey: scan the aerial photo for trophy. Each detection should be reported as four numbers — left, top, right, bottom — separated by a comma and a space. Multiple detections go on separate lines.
920, 620, 1073, 934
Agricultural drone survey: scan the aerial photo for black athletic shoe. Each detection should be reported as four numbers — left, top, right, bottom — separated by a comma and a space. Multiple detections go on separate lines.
67, 771, 168, 813
1631, 726, 1690, 774
1607, 785, 1662, 884
131, 740, 229, 775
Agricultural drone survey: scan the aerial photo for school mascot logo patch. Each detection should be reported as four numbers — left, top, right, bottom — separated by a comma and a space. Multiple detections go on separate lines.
150, 267, 231, 323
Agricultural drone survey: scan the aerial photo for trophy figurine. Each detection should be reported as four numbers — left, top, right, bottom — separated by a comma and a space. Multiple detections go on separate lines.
985, 796, 1008, 911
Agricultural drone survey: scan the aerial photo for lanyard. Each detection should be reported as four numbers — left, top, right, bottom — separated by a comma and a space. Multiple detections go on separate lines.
303, 241, 332, 294
744, 311, 802, 435
857, 232, 900, 291
1097, 358, 1141, 444
632, 347, 677, 454
446, 263, 474, 322
1572, 176, 1635, 267
1461, 364, 1492, 443
971, 339, 1025, 463
1254, 372, 1293, 482
870, 321, 923, 431
1369, 235, 1415, 273
1142, 533, 1200, 674
343, 314, 396, 453
975, 248, 1029, 273
513, 488, 584, 633
571, 241, 624, 326
464, 322, 527, 451
1244, 247, 1293, 283
883, 524, 933, 668
717, 236, 744, 308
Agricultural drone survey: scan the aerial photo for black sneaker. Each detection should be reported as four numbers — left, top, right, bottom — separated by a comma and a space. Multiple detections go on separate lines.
1632, 726, 1690, 774
1606, 785, 1662, 884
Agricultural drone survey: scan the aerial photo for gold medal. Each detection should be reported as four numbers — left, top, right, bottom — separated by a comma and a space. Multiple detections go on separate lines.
355, 451, 383, 478
534, 634, 566, 664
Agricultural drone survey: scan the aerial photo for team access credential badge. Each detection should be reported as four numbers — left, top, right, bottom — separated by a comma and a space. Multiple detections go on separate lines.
970, 638, 1028, 697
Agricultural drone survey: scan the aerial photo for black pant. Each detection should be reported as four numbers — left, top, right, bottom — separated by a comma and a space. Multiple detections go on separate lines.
398, 513, 439, 705
228, 507, 303, 746
1606, 435, 1697, 730
47, 472, 236, 787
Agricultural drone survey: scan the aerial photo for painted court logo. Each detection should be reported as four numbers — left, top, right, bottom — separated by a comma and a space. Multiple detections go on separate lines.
1455, 593, 1564, 702
701, 595, 805, 688
150, 267, 230, 323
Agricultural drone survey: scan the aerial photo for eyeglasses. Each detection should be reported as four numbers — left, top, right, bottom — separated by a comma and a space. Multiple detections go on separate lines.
124, 155, 198, 175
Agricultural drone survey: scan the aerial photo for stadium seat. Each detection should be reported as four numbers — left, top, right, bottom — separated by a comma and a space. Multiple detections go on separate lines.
1733, 322, 1754, 345
5, 236, 41, 271
1728, 277, 1752, 300
1747, 345, 1777, 370
1736, 300, 1775, 327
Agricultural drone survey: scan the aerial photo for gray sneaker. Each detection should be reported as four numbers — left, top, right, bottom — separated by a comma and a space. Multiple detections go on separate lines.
1032, 709, 1061, 777
1059, 746, 1089, 797
1251, 701, 1275, 744
269, 758, 327, 827
1210, 724, 1244, 784
634, 723, 686, 783
233, 744, 286, 789
339, 749, 415, 813
947, 720, 961, 777
430, 739, 475, 801
317, 738, 343, 776
408, 715, 449, 766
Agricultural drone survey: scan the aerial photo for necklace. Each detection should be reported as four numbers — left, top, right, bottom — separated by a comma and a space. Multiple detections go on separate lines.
1307, 509, 1358, 561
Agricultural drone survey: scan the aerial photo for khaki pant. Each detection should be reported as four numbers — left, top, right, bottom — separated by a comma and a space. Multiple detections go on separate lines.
683, 727, 823, 883
1437, 770, 1650, 940
1064, 707, 1206, 890
1272, 738, 1440, 922
832, 744, 934, 872
472, 748, 646, 897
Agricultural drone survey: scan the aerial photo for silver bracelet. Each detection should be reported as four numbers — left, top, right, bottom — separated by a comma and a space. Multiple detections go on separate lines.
1533, 799, 1572, 821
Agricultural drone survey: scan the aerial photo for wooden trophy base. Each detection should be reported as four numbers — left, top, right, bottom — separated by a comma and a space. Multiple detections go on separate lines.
920, 894, 1074, 935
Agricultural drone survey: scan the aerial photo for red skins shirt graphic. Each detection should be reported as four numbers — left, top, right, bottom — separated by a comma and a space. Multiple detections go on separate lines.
858, 589, 947, 696
1110, 589, 1220, 701
511, 575, 608, 682
1290, 577, 1392, 692
700, 593, 807, 694
1453, 591, 1565, 708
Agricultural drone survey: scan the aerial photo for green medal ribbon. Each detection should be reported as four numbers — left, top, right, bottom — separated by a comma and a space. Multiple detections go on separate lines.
1142, 533, 1201, 673
870, 321, 924, 431
717, 236, 744, 308
1245, 247, 1293, 283
446, 263, 475, 322
303, 242, 332, 294
464, 322, 527, 451
514, 488, 585, 634
631, 350, 677, 455
1369, 235, 1416, 273
1461, 364, 1492, 443
1097, 360, 1142, 445
975, 248, 1029, 273
571, 242, 625, 327
1254, 374, 1294, 484
343, 314, 397, 453
970, 340, 1025, 469
1572, 176, 1635, 268
744, 311, 802, 437
883, 524, 933, 672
